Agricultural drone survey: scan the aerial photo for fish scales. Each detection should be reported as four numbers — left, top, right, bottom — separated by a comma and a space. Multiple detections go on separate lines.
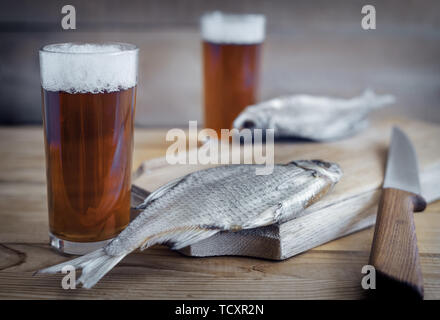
109, 165, 312, 253
37, 160, 342, 288
233, 90, 395, 141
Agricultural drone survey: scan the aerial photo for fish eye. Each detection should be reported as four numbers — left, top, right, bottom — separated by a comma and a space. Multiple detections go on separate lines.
242, 120, 255, 129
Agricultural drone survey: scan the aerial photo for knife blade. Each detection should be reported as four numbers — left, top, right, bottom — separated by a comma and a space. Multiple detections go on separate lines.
369, 126, 426, 299
383, 127, 422, 195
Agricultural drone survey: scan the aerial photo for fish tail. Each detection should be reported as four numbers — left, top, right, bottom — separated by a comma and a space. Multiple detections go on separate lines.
361, 89, 395, 109
36, 248, 125, 289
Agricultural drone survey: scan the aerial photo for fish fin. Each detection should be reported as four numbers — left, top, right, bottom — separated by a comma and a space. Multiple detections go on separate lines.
36, 248, 125, 289
240, 204, 282, 229
140, 226, 220, 251
135, 176, 185, 210
361, 89, 395, 109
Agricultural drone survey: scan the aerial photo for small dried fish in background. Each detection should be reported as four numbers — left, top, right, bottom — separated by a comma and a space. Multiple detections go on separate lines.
37, 160, 342, 288
233, 90, 395, 141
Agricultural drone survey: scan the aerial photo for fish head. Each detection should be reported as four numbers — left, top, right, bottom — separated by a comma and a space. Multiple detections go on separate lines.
291, 160, 342, 183
233, 104, 272, 130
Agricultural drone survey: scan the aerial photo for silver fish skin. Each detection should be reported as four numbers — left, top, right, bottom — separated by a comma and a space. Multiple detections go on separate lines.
233, 89, 395, 141
37, 160, 342, 288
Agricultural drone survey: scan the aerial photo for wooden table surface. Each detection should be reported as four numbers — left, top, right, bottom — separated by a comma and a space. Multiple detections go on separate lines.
0, 126, 439, 300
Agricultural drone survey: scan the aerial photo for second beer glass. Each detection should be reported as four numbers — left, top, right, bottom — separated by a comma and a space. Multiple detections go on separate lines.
201, 12, 266, 135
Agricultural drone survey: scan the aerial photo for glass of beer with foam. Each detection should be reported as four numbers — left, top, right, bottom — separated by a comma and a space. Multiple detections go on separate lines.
201, 12, 265, 135
39, 43, 138, 254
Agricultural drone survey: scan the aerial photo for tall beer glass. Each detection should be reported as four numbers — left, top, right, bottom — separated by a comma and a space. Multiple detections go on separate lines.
39, 43, 138, 254
201, 12, 265, 135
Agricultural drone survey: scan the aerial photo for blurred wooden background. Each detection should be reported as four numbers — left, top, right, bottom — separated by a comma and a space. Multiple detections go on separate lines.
0, 0, 439, 126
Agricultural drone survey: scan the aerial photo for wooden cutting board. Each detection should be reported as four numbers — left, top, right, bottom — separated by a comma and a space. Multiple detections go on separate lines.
131, 117, 440, 260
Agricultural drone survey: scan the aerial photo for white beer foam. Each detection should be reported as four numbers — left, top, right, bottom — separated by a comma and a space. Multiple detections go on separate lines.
40, 43, 138, 93
201, 12, 266, 44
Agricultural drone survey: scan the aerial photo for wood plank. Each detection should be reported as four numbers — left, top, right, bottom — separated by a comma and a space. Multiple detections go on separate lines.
1, 244, 439, 299
133, 117, 440, 259
316, 200, 440, 254
0, 197, 438, 299
0, 121, 439, 299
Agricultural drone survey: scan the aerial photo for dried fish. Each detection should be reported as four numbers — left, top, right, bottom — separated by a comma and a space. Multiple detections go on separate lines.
37, 160, 342, 288
233, 90, 395, 141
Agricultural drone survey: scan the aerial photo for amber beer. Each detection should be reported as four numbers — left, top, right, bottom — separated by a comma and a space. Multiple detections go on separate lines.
39, 43, 138, 254
201, 12, 265, 134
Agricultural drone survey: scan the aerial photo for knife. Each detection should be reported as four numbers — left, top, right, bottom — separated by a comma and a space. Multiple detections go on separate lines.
369, 126, 426, 299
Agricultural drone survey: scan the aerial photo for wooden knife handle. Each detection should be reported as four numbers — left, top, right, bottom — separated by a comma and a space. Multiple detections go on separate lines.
369, 188, 426, 299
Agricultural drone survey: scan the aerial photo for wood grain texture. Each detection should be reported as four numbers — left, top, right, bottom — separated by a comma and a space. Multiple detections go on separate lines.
369, 188, 426, 299
3, 1, 440, 126
0, 117, 439, 299
133, 117, 440, 260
